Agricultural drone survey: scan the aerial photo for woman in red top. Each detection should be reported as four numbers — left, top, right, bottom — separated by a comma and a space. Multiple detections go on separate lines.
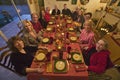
39, 9, 50, 28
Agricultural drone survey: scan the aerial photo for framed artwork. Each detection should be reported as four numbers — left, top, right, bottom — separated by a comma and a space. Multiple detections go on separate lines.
71, 0, 77, 4
56, 0, 69, 1
100, 0, 109, 3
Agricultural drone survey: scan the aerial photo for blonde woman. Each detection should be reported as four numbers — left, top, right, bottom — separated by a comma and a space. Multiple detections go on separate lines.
79, 20, 95, 50
22, 20, 42, 46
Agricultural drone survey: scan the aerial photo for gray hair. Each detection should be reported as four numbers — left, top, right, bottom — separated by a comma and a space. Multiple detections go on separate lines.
101, 38, 108, 49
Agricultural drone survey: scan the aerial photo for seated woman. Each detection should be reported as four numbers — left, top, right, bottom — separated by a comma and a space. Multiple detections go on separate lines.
8, 36, 44, 76
22, 20, 43, 46
83, 12, 95, 29
79, 20, 95, 50
84, 39, 119, 80
39, 9, 50, 29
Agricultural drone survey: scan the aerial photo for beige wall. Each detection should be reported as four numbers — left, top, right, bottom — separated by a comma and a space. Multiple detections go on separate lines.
44, 0, 107, 13
27, 0, 40, 15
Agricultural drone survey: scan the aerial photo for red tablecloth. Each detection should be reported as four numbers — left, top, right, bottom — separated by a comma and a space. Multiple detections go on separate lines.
27, 43, 88, 80
27, 18, 88, 80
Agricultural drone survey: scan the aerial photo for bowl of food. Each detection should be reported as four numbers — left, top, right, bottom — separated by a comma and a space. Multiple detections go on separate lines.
42, 37, 49, 43
49, 21, 54, 25
46, 27, 52, 31
68, 27, 74, 32
69, 36, 77, 42
66, 20, 72, 24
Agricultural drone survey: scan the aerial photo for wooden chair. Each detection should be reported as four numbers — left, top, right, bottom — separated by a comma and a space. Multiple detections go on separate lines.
113, 57, 120, 72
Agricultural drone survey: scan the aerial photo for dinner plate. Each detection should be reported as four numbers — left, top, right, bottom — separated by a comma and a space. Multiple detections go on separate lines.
49, 21, 54, 25
54, 59, 67, 73
46, 27, 52, 31
55, 61, 65, 70
71, 52, 82, 63
68, 27, 74, 31
35, 52, 46, 61
69, 36, 77, 42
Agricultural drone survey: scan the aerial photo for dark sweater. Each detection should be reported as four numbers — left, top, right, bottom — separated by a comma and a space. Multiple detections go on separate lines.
51, 9, 60, 15
10, 46, 38, 75
62, 8, 72, 17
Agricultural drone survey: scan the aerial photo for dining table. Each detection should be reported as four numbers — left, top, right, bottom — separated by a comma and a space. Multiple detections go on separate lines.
27, 15, 88, 80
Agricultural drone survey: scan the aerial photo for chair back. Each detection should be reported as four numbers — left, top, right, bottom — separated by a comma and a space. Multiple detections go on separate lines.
0, 45, 15, 72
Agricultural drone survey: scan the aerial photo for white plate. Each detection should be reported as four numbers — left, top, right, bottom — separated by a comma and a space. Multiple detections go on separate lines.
73, 54, 81, 61
36, 53, 45, 61
55, 61, 65, 70
42, 38, 49, 43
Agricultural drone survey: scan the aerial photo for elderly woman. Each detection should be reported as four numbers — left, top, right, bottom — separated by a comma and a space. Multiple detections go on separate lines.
79, 20, 95, 50
39, 9, 50, 29
8, 36, 44, 76
84, 39, 120, 80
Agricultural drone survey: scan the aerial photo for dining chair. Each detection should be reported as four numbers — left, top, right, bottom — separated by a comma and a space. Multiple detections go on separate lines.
0, 45, 15, 72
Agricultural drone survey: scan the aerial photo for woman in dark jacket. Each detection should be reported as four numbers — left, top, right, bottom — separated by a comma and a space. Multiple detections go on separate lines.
8, 36, 44, 76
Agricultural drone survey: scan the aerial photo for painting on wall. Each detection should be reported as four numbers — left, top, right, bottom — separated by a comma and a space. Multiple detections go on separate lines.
100, 0, 109, 3
56, 0, 69, 1
71, 0, 77, 4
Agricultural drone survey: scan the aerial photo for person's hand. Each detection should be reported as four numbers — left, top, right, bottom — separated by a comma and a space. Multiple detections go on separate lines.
85, 65, 88, 69
83, 46, 89, 50
36, 68, 44, 73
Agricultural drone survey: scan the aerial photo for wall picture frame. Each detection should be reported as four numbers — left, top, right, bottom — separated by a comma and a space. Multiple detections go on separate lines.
100, 0, 109, 3
56, 0, 69, 1
71, 0, 77, 5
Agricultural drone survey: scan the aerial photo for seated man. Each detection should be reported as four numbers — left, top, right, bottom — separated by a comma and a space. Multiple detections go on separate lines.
62, 4, 72, 17
31, 13, 43, 33
84, 39, 120, 80
51, 5, 61, 15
